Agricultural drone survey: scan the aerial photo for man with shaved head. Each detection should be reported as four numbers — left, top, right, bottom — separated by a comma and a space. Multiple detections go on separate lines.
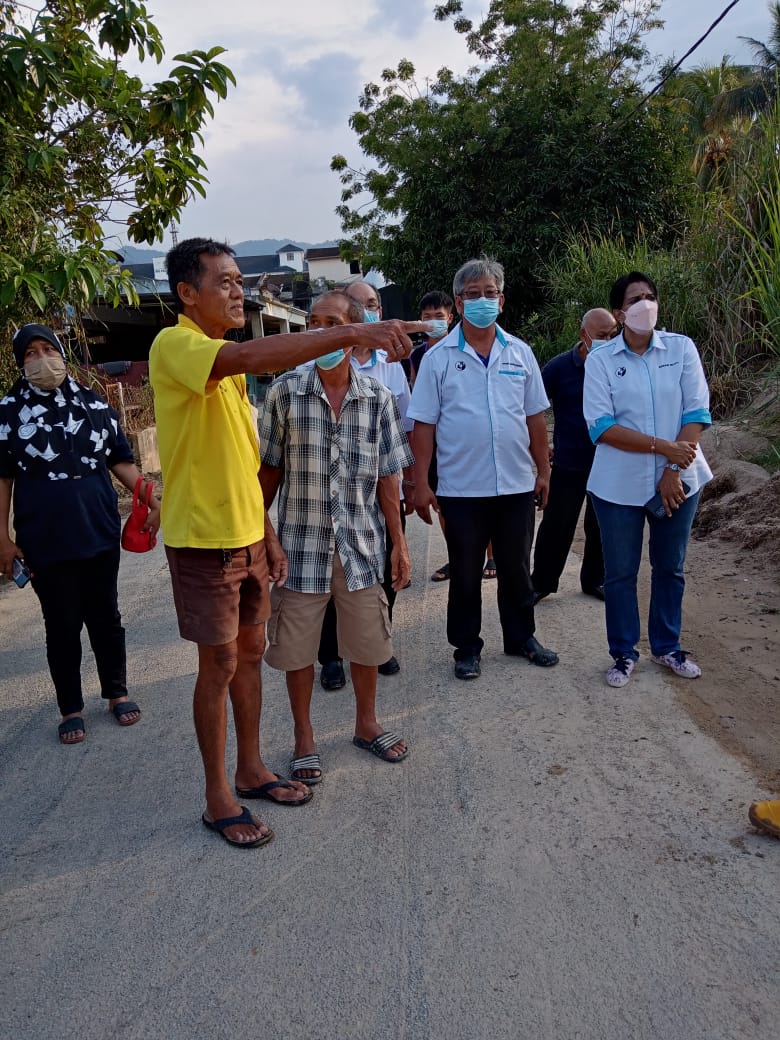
531, 307, 618, 603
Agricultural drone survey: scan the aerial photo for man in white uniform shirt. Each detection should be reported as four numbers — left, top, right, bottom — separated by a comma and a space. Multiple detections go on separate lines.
408, 257, 559, 680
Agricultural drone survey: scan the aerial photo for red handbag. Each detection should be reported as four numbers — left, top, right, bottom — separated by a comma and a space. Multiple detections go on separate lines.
121, 477, 157, 553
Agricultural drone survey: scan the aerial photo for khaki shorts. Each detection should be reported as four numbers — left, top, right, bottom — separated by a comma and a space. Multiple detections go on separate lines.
264, 554, 392, 671
165, 541, 271, 646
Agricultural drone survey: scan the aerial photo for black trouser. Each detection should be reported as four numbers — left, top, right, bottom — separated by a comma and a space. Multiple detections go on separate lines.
318, 507, 406, 664
531, 466, 604, 595
437, 493, 536, 660
30, 548, 127, 717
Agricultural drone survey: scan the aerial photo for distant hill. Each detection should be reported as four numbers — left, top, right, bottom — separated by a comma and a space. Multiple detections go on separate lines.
118, 238, 338, 265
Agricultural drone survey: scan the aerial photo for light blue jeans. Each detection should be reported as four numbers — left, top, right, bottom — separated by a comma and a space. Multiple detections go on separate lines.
590, 492, 701, 661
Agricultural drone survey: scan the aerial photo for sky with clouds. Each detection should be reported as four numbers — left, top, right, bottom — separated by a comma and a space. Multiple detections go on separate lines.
121, 0, 770, 249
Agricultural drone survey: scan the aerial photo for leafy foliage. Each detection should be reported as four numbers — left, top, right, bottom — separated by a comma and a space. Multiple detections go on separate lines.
0, 0, 234, 382
332, 0, 690, 324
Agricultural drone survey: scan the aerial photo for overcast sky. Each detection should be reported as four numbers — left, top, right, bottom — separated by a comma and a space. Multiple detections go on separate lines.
120, 0, 771, 249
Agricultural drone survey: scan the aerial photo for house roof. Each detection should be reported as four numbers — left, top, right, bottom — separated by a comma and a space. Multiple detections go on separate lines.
123, 257, 294, 281
276, 243, 303, 254
305, 246, 343, 261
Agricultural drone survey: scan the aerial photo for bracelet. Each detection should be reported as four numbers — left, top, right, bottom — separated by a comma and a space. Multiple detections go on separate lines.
649, 437, 656, 453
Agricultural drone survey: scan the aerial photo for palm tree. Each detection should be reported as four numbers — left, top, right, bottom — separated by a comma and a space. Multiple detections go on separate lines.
711, 0, 780, 122
668, 59, 753, 188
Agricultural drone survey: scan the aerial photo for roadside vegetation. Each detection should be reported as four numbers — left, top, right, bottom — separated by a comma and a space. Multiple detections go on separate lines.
0, 0, 234, 394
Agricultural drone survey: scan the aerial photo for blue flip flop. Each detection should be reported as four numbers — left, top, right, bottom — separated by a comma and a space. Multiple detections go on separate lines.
201, 806, 275, 848
235, 773, 313, 805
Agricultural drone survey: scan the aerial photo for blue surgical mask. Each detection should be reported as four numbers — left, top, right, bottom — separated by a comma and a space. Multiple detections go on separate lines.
463, 297, 500, 328
363, 308, 380, 323
315, 349, 347, 371
425, 319, 450, 339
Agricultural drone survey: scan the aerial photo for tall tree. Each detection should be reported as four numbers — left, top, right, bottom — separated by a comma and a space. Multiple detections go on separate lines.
331, 0, 690, 321
664, 59, 754, 190
711, 0, 780, 123
0, 0, 234, 383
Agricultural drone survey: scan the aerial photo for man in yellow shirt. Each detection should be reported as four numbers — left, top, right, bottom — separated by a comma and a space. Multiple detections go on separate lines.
150, 238, 426, 848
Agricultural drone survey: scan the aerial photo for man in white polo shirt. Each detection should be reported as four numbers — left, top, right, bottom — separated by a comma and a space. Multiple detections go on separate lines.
408, 256, 559, 680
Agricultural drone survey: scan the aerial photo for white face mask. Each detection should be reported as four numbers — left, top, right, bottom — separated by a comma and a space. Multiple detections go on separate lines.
24, 355, 67, 390
622, 299, 658, 334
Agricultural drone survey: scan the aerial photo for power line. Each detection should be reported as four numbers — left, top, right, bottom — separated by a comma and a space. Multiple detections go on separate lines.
611, 0, 744, 133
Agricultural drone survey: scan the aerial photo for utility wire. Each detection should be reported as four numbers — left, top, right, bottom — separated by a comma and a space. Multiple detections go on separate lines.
610, 0, 743, 132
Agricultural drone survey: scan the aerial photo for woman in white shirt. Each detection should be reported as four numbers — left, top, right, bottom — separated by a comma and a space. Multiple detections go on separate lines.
583, 271, 713, 688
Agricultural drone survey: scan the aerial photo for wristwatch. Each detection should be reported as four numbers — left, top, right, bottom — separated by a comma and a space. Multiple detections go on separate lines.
666, 463, 680, 471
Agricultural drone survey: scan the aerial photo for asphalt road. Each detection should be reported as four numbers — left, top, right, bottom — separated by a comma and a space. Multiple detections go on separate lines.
0, 517, 777, 1040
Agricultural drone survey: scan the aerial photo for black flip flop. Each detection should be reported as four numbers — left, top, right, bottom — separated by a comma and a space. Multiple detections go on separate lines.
236, 773, 313, 805
201, 806, 275, 848
430, 563, 450, 582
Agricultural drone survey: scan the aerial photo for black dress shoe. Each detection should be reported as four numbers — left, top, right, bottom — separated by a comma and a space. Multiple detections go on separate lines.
582, 585, 605, 601
532, 590, 550, 606
454, 654, 481, 680
320, 659, 346, 690
378, 656, 400, 676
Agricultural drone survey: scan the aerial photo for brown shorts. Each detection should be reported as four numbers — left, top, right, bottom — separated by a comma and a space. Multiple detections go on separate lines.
165, 541, 271, 646
264, 554, 392, 671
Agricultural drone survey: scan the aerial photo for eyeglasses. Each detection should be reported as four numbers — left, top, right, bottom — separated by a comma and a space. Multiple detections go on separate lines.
459, 289, 501, 300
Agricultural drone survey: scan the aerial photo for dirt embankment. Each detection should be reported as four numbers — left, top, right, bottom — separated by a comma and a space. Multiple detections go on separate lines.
677, 420, 780, 791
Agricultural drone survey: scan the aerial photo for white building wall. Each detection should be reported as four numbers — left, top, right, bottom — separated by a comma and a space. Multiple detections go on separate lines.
307, 257, 354, 283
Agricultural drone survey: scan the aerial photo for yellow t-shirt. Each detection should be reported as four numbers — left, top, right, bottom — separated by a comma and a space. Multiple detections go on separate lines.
149, 315, 264, 548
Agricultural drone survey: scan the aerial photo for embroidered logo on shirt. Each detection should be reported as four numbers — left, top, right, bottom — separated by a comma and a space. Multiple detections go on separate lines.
616, 367, 627, 377
455, 361, 466, 371
658, 362, 680, 369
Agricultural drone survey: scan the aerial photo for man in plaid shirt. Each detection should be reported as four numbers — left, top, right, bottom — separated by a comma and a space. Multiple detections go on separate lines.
259, 290, 414, 783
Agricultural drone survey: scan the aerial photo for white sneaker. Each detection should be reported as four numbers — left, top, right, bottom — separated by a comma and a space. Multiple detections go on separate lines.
652, 651, 701, 678
606, 657, 636, 687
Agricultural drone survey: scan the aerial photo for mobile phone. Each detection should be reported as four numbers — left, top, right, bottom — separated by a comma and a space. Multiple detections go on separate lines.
12, 557, 31, 588
644, 481, 691, 519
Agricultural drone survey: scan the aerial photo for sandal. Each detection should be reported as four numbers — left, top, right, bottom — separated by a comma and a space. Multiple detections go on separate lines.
111, 700, 142, 727
482, 559, 497, 579
201, 806, 274, 848
352, 732, 409, 763
508, 636, 559, 667
58, 717, 85, 745
290, 753, 323, 786
236, 773, 313, 805
430, 563, 450, 582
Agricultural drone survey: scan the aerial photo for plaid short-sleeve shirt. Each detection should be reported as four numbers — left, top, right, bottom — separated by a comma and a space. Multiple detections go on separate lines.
259, 364, 414, 593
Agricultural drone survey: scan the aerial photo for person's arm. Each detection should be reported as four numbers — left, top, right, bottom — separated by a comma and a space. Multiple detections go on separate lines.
211, 320, 433, 380
110, 461, 161, 536
410, 421, 439, 524
258, 464, 283, 510
377, 473, 411, 591
263, 507, 288, 588
655, 421, 708, 515
527, 411, 552, 508
595, 426, 698, 468
0, 477, 21, 578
